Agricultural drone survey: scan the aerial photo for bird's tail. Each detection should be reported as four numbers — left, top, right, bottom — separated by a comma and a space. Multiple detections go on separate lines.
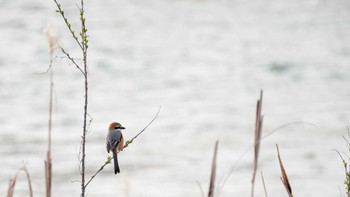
113, 150, 120, 174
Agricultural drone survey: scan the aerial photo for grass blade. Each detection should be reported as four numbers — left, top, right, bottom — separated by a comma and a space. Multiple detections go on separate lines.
251, 90, 264, 197
208, 140, 219, 197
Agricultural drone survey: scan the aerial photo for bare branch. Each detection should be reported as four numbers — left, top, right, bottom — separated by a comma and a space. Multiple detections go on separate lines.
123, 106, 161, 148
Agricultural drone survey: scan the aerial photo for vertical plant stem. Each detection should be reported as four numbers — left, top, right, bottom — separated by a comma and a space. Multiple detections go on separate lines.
45, 68, 53, 197
51, 0, 89, 196
80, 0, 88, 196
48, 69, 52, 160
81, 65, 88, 197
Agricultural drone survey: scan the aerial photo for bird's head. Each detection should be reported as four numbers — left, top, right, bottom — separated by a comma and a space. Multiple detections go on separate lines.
109, 122, 125, 130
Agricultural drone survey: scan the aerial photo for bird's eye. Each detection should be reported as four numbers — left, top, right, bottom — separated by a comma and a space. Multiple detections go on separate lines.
114, 127, 118, 129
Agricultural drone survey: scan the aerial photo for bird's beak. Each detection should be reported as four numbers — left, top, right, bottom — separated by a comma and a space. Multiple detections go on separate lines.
120, 126, 125, 130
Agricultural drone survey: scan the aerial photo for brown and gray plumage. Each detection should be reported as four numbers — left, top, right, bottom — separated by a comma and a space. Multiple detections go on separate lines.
106, 122, 125, 174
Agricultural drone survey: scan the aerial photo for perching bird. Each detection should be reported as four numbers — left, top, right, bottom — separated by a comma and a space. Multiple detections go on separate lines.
106, 122, 125, 174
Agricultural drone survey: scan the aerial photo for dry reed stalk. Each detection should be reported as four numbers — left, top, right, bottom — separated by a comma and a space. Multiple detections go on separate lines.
23, 166, 33, 197
45, 68, 53, 197
7, 165, 33, 197
43, 23, 57, 197
276, 144, 293, 197
45, 154, 52, 197
208, 140, 219, 197
251, 90, 264, 197
260, 172, 268, 197
7, 173, 19, 197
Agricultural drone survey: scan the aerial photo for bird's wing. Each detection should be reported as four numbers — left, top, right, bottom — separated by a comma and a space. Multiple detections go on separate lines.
109, 130, 122, 150
117, 134, 124, 151
106, 140, 111, 153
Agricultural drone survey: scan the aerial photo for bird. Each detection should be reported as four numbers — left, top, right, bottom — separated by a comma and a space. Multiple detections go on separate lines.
106, 122, 125, 174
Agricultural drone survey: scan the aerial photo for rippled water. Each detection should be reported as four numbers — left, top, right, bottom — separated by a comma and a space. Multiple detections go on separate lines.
1, 0, 350, 196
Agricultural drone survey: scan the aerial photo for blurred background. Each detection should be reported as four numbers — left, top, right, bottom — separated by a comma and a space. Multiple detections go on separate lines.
1, 0, 350, 196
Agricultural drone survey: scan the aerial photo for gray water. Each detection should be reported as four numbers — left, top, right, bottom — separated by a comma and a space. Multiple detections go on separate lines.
1, 0, 350, 196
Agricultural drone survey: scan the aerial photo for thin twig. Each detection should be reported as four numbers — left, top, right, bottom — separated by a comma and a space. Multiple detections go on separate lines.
123, 106, 161, 149
84, 158, 112, 188
59, 46, 85, 75
76, 145, 83, 174
86, 113, 93, 135
35, 59, 53, 75
261, 121, 317, 141
53, 0, 83, 50
196, 181, 205, 197
84, 107, 161, 188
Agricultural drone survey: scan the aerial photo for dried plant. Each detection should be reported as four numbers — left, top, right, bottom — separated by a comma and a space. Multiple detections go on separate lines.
44, 66, 54, 197
261, 171, 268, 197
251, 90, 264, 197
43, 24, 58, 56
43, 22, 58, 197
276, 144, 293, 197
216, 91, 315, 197
208, 140, 219, 197
7, 165, 33, 197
